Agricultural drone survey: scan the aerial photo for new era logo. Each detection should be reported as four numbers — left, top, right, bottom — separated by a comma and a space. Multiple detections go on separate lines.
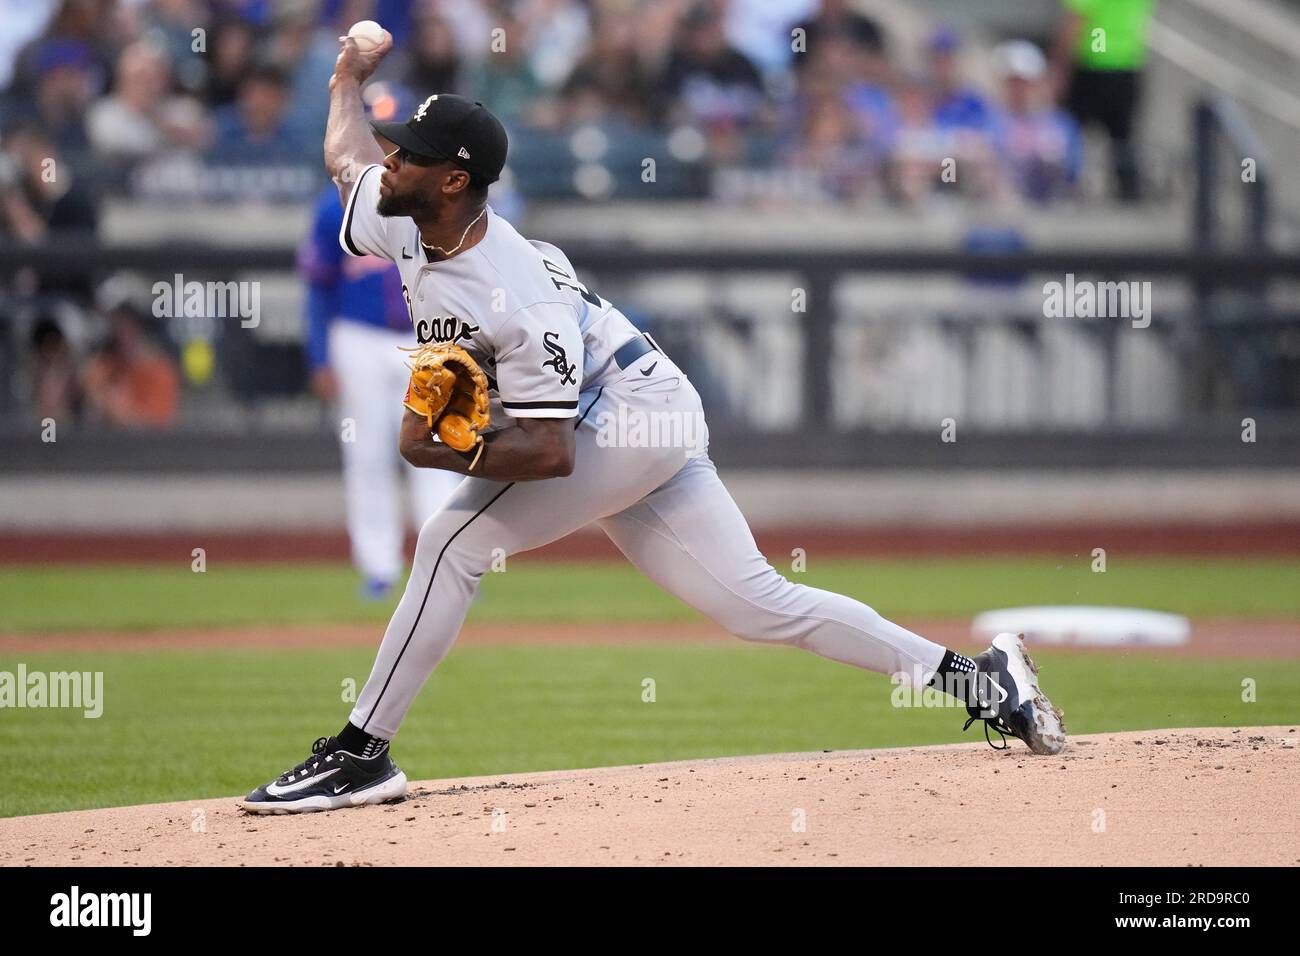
457, 146, 471, 159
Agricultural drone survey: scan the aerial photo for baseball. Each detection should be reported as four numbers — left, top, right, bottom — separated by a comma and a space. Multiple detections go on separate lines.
346, 19, 386, 52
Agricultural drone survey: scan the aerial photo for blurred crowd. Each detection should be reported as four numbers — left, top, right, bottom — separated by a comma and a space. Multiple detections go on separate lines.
0, 0, 1150, 215
0, 0, 1153, 429
22, 276, 180, 428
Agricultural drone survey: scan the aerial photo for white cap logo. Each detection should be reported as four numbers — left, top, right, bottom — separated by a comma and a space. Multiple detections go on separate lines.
457, 146, 471, 159
414, 93, 439, 122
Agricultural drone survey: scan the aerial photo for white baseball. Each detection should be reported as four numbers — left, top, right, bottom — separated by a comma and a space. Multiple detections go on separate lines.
347, 20, 386, 52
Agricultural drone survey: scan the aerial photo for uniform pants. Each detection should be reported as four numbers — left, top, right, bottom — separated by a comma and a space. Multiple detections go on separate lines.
350, 356, 946, 737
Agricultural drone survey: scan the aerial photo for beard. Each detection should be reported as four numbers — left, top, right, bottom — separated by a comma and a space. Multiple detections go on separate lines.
376, 190, 431, 218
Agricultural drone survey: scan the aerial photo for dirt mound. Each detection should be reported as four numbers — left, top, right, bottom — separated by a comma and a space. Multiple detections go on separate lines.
3, 727, 1296, 867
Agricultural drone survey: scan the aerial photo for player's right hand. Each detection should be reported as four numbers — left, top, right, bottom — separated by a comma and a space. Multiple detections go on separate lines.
329, 31, 393, 91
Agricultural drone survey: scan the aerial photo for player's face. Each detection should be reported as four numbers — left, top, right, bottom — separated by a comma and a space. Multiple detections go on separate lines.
377, 146, 463, 218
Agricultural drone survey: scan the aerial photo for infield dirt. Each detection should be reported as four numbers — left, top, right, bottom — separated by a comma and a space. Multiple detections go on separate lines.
2, 727, 1295, 866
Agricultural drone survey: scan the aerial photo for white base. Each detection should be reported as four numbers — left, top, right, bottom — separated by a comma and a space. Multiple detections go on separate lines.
975, 606, 1190, 648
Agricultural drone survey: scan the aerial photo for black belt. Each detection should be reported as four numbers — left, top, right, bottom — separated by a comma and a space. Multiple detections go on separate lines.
613, 333, 660, 370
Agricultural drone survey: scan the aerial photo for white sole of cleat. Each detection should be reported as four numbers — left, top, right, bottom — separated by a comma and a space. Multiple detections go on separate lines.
239, 770, 408, 814
993, 633, 1067, 755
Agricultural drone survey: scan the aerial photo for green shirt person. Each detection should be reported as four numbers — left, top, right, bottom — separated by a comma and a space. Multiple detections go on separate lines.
1064, 0, 1155, 72
1050, 0, 1155, 200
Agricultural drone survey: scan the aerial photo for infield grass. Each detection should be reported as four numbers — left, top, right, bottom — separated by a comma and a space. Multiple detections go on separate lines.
2, 556, 1299, 633
1, 643, 1297, 817
2, 555, 1297, 817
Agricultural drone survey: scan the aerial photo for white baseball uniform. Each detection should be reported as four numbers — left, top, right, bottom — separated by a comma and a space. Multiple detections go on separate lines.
339, 163, 947, 738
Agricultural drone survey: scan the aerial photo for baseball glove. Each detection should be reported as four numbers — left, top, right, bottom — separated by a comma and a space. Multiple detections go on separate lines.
402, 342, 490, 469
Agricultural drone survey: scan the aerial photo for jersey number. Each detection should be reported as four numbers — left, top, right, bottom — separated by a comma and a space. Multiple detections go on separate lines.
543, 259, 602, 308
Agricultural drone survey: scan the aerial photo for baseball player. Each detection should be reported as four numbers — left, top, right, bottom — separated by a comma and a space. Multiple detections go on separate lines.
241, 32, 1066, 813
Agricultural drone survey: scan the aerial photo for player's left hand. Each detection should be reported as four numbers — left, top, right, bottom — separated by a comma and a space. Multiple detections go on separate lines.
402, 343, 491, 468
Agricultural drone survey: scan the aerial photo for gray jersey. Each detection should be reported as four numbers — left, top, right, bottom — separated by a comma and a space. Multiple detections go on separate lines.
340, 163, 642, 418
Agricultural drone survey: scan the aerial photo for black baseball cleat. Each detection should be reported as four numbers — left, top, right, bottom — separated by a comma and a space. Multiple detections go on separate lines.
963, 633, 1067, 755
239, 736, 408, 814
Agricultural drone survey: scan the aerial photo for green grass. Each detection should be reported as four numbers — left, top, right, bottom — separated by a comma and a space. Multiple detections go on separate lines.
1, 556, 1295, 817
2, 556, 1298, 634
1, 643, 1296, 818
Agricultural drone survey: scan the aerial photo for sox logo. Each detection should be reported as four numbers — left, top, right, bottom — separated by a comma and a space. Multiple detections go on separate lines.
413, 93, 438, 121
542, 331, 576, 385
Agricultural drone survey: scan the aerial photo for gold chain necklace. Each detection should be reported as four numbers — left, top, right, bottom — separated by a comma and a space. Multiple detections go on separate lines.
421, 206, 487, 259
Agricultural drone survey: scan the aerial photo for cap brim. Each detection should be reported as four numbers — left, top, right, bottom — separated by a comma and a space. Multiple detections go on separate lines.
369, 120, 447, 160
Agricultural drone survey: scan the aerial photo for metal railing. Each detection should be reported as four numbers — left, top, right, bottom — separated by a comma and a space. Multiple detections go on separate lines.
3, 238, 1300, 471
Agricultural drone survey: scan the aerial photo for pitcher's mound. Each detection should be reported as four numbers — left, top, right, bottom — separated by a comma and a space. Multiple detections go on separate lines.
3, 727, 1297, 866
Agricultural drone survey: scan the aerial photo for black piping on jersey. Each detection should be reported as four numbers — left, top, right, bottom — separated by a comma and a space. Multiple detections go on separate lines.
358, 386, 605, 733
340, 165, 378, 257
501, 399, 579, 410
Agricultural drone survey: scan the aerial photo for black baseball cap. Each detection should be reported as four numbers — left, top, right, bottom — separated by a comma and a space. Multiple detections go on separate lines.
371, 93, 508, 184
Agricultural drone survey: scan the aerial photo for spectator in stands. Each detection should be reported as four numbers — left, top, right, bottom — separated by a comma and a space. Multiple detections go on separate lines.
517, 0, 591, 92
208, 64, 309, 163
778, 72, 877, 202
792, 0, 885, 63
657, 1, 764, 158
268, 0, 341, 143
474, 3, 546, 125
1050, 0, 1153, 202
887, 75, 950, 206
22, 39, 99, 162
142, 0, 213, 93
5, 0, 112, 100
200, 16, 259, 107
87, 41, 210, 163
423, 0, 493, 68
792, 28, 895, 160
0, 122, 98, 304
383, 5, 463, 97
81, 299, 180, 429
724, 0, 818, 78
923, 27, 1002, 200
28, 312, 84, 423
989, 40, 1083, 204
0, 122, 98, 243
927, 25, 994, 135
559, 6, 657, 128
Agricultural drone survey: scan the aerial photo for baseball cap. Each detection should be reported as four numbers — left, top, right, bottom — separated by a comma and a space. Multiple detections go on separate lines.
928, 25, 962, 55
371, 93, 508, 184
992, 40, 1046, 80
37, 39, 96, 75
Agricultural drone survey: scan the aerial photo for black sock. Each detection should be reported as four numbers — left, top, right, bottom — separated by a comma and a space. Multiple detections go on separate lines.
336, 722, 390, 759
929, 649, 979, 706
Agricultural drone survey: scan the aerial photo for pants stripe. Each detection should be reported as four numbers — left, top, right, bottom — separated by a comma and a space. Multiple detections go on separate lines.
358, 481, 515, 733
